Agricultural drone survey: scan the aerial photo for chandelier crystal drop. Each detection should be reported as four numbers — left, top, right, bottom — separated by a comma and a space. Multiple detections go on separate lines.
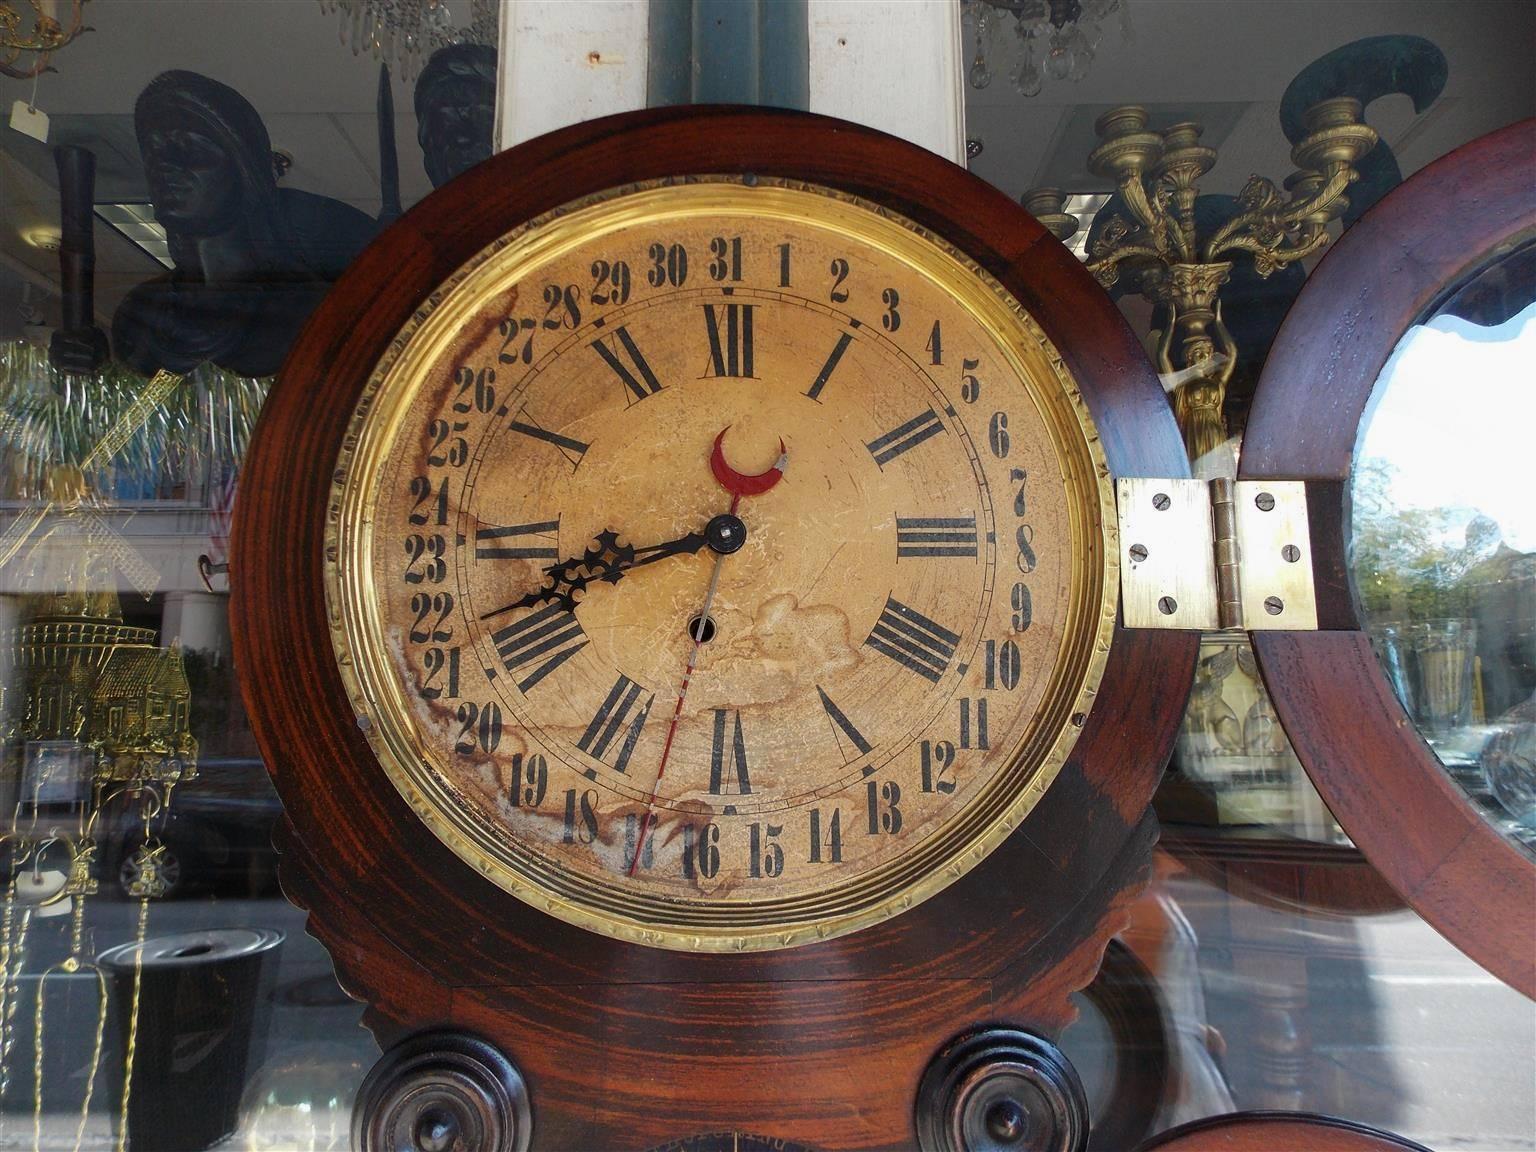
962, 0, 1129, 96
319, 0, 496, 79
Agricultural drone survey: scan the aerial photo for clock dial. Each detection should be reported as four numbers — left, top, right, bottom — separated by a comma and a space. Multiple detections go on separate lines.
328, 179, 1116, 950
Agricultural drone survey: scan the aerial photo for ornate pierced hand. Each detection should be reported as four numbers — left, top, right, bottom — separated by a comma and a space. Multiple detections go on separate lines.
479, 527, 712, 621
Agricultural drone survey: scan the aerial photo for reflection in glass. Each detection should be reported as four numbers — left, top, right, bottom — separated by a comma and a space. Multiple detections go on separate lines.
415, 44, 497, 190
1352, 251, 1536, 847
109, 71, 376, 380
1166, 634, 1342, 842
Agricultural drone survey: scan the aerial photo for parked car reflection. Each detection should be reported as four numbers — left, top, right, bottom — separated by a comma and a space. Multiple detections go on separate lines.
102, 756, 280, 899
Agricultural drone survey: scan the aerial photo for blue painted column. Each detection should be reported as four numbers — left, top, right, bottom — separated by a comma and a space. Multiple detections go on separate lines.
648, 0, 809, 109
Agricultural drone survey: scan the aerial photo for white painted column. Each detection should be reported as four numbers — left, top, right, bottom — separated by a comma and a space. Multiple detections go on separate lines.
495, 0, 966, 165
161, 590, 230, 657
497, 0, 650, 149
807, 0, 965, 163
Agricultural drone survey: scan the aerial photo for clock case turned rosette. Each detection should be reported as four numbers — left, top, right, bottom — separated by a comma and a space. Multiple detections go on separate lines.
230, 107, 1196, 1151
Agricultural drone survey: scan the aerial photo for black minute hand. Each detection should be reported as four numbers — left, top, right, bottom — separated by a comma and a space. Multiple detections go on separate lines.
478, 527, 711, 622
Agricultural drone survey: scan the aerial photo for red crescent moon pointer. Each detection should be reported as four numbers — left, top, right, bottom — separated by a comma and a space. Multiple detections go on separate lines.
710, 428, 787, 497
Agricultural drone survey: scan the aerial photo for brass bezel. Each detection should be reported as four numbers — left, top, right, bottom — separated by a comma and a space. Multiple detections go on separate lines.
325, 178, 1120, 952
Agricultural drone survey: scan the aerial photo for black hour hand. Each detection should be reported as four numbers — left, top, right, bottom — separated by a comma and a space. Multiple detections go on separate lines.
479, 527, 709, 620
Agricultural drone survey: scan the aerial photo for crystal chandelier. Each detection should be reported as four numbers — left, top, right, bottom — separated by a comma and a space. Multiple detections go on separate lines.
319, 0, 497, 79
962, 0, 1130, 97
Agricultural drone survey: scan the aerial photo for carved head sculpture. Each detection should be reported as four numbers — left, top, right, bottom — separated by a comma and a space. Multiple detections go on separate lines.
134, 70, 281, 242
414, 44, 497, 188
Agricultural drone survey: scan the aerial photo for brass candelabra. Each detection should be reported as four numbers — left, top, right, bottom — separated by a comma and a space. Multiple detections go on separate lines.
1027, 98, 1377, 469
0, 0, 90, 79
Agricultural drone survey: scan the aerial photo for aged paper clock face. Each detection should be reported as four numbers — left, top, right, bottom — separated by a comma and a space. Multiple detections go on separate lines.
327, 179, 1116, 950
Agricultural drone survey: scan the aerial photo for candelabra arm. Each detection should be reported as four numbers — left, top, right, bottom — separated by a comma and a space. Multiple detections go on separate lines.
1201, 209, 1261, 264
1276, 163, 1356, 229
1202, 164, 1353, 264
1119, 176, 1169, 242
1087, 244, 1164, 291
1210, 228, 1333, 277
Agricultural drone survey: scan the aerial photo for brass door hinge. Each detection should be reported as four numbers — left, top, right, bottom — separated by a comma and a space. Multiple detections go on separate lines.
1116, 477, 1318, 631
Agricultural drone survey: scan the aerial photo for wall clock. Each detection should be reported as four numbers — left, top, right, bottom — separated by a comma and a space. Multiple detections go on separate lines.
231, 107, 1196, 1151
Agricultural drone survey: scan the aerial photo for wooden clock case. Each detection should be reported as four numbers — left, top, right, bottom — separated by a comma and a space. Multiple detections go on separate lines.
230, 106, 1197, 1151
1241, 118, 1536, 999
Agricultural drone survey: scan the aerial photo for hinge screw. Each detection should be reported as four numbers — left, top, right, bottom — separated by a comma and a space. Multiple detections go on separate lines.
1152, 492, 1171, 511
1157, 596, 1177, 615
1281, 544, 1301, 563
1255, 491, 1276, 512
1264, 595, 1284, 615
1129, 543, 1148, 562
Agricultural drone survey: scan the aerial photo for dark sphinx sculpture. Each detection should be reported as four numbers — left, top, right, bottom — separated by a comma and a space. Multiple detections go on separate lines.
110, 70, 376, 379
415, 44, 496, 189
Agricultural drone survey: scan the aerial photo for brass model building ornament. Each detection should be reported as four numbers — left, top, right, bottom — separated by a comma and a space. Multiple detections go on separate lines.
1027, 99, 1377, 470
0, 559, 195, 1151
0, 349, 218, 1149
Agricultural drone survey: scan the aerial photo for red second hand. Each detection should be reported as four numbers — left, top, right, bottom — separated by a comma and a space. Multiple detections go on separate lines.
628, 491, 740, 876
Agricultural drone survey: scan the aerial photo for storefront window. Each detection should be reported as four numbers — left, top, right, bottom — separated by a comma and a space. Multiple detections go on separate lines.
0, 2, 1530, 1149
1352, 243, 1536, 848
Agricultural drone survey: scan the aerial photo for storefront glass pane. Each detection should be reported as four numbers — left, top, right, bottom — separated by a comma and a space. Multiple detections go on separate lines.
963, 2, 1535, 1148
0, 1, 1528, 1148
1352, 242, 1536, 851
1, 3, 495, 1145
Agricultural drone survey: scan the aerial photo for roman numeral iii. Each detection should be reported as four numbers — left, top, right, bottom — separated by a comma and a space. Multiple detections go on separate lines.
895, 516, 978, 559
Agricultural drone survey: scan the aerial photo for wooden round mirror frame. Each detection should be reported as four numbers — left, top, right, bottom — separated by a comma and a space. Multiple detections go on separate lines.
230, 106, 1197, 1149
1158, 831, 1406, 920
1137, 1111, 1432, 1152
1241, 118, 1536, 998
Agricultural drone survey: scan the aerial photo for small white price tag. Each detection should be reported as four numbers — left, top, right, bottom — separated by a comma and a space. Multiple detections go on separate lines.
9, 99, 49, 143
